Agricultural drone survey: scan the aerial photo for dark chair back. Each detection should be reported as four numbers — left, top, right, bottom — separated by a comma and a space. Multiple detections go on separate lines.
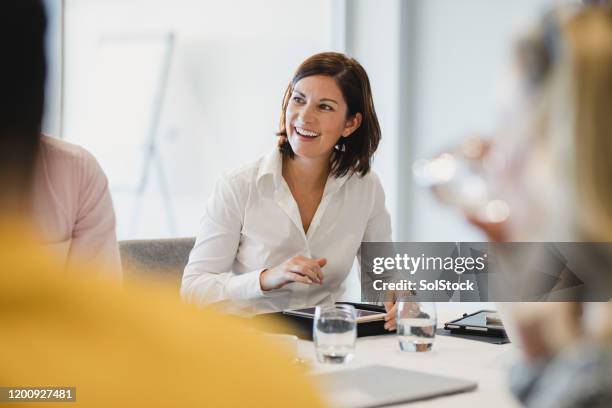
119, 237, 195, 287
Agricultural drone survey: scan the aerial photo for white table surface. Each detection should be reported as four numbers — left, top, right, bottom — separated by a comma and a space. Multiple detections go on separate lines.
299, 304, 522, 408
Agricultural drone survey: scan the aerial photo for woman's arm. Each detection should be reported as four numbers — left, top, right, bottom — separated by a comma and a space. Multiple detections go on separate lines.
181, 176, 268, 304
362, 172, 392, 244
66, 149, 121, 280
358, 172, 395, 328
357, 172, 396, 330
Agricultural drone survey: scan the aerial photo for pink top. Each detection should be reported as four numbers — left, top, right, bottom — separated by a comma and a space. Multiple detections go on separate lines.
32, 135, 122, 279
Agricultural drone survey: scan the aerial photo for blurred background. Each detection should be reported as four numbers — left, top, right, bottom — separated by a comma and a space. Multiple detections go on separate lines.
42, 0, 565, 242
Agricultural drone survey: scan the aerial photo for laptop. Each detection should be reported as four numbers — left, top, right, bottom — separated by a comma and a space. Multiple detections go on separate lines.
314, 365, 477, 408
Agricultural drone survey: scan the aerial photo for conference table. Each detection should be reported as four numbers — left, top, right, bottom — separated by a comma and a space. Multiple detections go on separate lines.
298, 304, 522, 407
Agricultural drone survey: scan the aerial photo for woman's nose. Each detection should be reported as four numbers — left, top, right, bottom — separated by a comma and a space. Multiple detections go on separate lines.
297, 103, 316, 124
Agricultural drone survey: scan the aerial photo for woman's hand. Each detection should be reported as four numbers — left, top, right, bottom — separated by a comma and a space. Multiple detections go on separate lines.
383, 301, 397, 331
259, 255, 327, 291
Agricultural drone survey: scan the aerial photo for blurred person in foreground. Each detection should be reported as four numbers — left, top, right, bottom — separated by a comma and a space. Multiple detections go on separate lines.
0, 1, 323, 406
462, 5, 612, 407
4, 13, 122, 279
11, 15, 122, 280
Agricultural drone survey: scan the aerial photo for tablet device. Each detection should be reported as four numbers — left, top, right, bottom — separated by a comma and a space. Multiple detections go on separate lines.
444, 309, 507, 337
283, 307, 385, 323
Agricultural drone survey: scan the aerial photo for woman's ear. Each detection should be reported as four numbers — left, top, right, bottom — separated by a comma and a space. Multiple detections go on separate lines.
342, 112, 363, 138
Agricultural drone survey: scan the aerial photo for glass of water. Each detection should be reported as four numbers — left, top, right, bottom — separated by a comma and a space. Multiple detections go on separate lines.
397, 302, 437, 352
313, 304, 356, 364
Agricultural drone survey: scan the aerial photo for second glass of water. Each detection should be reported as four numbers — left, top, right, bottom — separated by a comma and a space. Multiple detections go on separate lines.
314, 304, 356, 364
397, 302, 437, 352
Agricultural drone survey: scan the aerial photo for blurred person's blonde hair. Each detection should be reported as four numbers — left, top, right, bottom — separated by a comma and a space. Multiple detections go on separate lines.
512, 6, 612, 349
565, 8, 612, 241
515, 6, 612, 242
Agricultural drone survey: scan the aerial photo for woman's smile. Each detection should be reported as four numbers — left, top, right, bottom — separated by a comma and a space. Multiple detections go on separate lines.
294, 125, 321, 141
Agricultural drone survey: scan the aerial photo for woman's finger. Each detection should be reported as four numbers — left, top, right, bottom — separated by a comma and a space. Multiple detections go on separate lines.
289, 261, 321, 283
384, 302, 397, 321
384, 315, 397, 331
303, 259, 323, 282
304, 262, 323, 282
284, 271, 314, 285
289, 256, 325, 282
312, 263, 324, 282
383, 301, 397, 330
384, 320, 397, 331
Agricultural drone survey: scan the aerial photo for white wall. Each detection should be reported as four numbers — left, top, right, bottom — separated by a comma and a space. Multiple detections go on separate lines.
42, 0, 63, 136
63, 0, 333, 239
345, 0, 403, 241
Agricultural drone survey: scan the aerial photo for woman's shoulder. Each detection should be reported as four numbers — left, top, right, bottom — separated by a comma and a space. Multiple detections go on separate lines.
220, 155, 264, 189
223, 156, 263, 182
344, 169, 384, 192
39, 135, 104, 177
34, 136, 111, 231
40, 135, 94, 161
215, 153, 270, 198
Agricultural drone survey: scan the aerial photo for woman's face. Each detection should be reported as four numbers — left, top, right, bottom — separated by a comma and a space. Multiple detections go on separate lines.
285, 75, 361, 160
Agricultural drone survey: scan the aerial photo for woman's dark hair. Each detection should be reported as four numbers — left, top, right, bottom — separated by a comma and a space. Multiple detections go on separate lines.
277, 52, 381, 178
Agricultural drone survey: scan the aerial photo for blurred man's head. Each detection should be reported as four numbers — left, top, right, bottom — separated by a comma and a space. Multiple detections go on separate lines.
0, 0, 46, 213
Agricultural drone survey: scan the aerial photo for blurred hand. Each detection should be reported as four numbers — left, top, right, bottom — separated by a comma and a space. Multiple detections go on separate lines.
516, 318, 551, 361
465, 213, 508, 242
259, 256, 326, 291
515, 303, 582, 362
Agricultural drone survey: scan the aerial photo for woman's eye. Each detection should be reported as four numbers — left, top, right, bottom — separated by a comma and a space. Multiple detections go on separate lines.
319, 104, 333, 111
292, 96, 305, 104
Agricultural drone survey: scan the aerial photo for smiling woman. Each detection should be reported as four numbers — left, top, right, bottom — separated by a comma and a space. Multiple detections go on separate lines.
278, 52, 381, 178
181, 52, 394, 326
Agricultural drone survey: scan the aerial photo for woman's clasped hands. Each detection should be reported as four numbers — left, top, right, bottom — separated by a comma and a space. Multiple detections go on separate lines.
259, 255, 327, 291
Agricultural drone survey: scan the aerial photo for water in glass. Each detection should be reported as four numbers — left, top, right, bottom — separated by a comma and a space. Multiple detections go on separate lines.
397, 302, 437, 352
314, 304, 356, 363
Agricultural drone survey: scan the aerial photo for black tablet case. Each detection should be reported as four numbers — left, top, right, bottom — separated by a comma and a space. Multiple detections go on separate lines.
252, 302, 393, 340
443, 310, 508, 339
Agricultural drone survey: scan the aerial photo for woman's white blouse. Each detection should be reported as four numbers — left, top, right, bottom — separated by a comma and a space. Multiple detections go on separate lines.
181, 149, 391, 315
